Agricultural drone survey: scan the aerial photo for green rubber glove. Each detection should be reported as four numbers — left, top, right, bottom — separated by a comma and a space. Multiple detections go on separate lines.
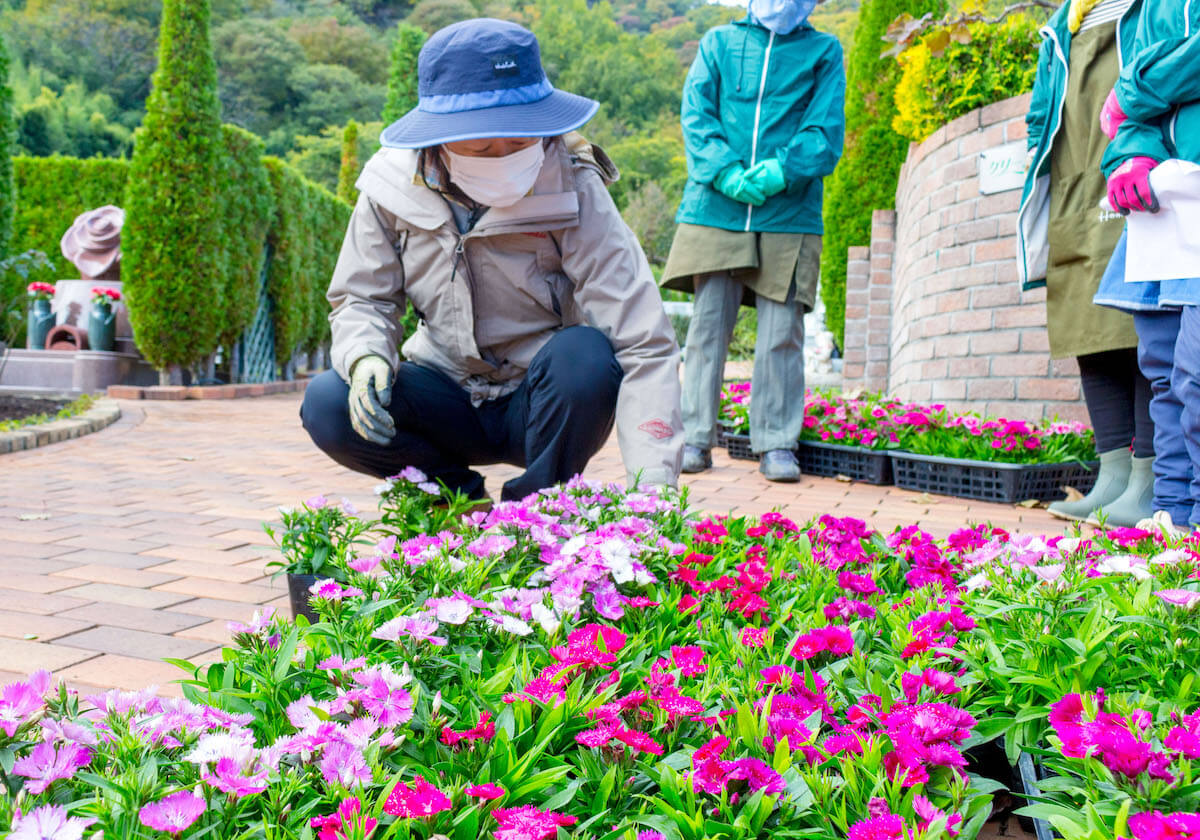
348, 354, 395, 444
746, 158, 786, 197
714, 165, 766, 207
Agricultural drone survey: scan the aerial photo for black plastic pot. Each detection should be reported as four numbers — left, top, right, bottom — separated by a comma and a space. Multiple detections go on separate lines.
286, 573, 320, 623
889, 452, 1099, 504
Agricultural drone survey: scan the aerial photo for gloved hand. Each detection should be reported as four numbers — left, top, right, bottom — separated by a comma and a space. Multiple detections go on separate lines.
1107, 157, 1160, 214
348, 354, 395, 444
746, 158, 786, 197
714, 165, 766, 206
1099, 89, 1127, 140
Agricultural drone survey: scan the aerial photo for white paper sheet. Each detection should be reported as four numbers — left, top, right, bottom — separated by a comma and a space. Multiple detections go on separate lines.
1111, 159, 1200, 283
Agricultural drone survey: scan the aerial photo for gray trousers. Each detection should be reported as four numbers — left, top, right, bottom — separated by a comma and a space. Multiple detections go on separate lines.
681, 271, 805, 453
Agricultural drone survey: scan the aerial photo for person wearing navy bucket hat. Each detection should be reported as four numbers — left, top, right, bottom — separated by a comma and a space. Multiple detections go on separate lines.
300, 18, 684, 503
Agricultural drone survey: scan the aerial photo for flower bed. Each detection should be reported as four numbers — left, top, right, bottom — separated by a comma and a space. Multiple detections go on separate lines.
1, 474, 1196, 840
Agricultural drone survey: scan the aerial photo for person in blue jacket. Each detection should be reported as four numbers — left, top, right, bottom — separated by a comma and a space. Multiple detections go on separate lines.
659, 0, 845, 482
1093, 0, 1200, 530
1016, 0, 1155, 526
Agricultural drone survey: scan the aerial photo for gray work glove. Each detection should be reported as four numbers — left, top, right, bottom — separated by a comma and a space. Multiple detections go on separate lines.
348, 354, 395, 444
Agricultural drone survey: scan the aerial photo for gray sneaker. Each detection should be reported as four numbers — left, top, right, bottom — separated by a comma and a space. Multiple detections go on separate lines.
681, 445, 712, 474
759, 449, 800, 482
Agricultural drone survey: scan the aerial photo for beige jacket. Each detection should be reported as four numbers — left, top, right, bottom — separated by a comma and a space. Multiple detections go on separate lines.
327, 136, 683, 487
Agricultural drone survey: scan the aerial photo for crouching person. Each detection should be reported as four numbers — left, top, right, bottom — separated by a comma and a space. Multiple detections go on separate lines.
301, 18, 683, 501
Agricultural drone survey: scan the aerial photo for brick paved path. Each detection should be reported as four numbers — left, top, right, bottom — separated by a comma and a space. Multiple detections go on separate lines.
0, 394, 1070, 696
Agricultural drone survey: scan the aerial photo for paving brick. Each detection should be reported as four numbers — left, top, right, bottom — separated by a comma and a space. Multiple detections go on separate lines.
0, 610, 95, 641
173, 619, 236, 645
0, 588, 93, 616
0, 637, 98, 672
54, 654, 191, 695
61, 626, 215, 662
56, 603, 208, 634
48, 549, 168, 569
51, 564, 184, 588
171, 597, 278, 622
152, 577, 281, 604
52, 583, 192, 610
142, 559, 270, 583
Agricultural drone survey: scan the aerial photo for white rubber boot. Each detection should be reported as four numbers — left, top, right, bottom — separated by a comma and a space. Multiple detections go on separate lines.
1091, 455, 1155, 527
1047, 448, 1131, 521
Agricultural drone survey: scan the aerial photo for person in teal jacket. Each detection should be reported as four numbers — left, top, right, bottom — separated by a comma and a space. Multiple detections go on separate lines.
1016, 0, 1155, 527
660, 0, 845, 482
1093, 0, 1200, 529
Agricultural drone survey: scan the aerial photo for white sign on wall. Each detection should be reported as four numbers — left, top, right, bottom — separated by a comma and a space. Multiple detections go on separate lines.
978, 141, 1029, 195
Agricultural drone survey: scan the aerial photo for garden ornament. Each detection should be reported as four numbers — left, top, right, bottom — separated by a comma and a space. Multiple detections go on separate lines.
60, 205, 124, 282
1107, 156, 1160, 213
44, 324, 89, 352
748, 0, 819, 34
349, 354, 395, 444
379, 18, 598, 149
714, 165, 766, 206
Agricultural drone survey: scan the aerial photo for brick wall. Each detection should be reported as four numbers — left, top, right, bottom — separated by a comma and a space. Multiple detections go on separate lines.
841, 93, 1087, 423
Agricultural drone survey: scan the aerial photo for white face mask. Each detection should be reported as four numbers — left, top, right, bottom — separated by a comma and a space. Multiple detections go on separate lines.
442, 141, 545, 208
749, 0, 818, 34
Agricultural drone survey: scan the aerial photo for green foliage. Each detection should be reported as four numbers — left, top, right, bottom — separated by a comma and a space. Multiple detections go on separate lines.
217, 124, 274, 348
0, 34, 13, 260
0, 248, 55, 346
0, 392, 93, 433
892, 14, 1039, 142
382, 21, 426, 124
289, 16, 389, 85
621, 182, 676, 266
337, 119, 360, 205
407, 0, 476, 34
605, 122, 687, 210
808, 0, 861, 52
122, 0, 224, 373
10, 156, 128, 261
287, 120, 381, 193
263, 156, 350, 361
10, 63, 133, 159
820, 0, 945, 350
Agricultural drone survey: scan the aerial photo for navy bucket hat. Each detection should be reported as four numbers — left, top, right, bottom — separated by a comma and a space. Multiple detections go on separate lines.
380, 18, 600, 149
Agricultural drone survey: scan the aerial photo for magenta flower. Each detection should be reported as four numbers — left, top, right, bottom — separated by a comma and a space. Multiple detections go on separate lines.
441, 711, 495, 746
670, 645, 707, 677
383, 776, 452, 818
312, 797, 378, 840
491, 806, 578, 840
1156, 589, 1200, 609
13, 740, 91, 794
309, 579, 363, 601
9, 805, 96, 840
0, 670, 50, 737
848, 813, 906, 840
138, 791, 207, 834
740, 626, 768, 648
465, 782, 506, 800
227, 607, 275, 637
1128, 811, 1200, 840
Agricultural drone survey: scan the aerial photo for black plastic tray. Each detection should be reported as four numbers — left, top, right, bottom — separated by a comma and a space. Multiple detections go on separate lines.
722, 430, 755, 461
797, 440, 893, 485
889, 452, 1098, 504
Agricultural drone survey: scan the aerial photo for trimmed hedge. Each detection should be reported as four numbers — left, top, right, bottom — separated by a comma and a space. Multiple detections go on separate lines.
217, 124, 274, 349
11, 158, 130, 265
121, 0, 224, 375
892, 15, 1040, 143
264, 156, 350, 361
820, 0, 945, 350
0, 34, 14, 260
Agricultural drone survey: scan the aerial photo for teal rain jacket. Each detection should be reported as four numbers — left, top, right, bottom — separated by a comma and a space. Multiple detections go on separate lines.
1016, 0, 1143, 290
1102, 0, 1200, 173
675, 16, 845, 234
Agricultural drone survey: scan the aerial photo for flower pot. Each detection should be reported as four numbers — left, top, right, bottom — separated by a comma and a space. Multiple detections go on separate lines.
27, 299, 55, 350
286, 573, 320, 623
797, 440, 893, 485
87, 301, 116, 352
889, 451, 1099, 504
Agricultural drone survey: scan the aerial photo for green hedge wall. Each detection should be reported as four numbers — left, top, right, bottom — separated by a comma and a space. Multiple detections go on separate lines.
121, 0, 224, 374
820, 0, 945, 350
11, 157, 129, 264
217, 125, 274, 349
0, 35, 15, 260
264, 156, 350, 361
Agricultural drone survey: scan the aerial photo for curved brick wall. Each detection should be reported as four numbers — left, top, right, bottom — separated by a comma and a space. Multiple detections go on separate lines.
841, 93, 1088, 424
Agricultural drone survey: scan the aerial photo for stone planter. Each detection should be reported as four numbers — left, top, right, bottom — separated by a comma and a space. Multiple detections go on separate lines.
88, 302, 116, 352
27, 299, 55, 350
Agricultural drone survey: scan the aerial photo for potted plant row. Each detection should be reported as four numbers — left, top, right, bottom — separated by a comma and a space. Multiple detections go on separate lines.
718, 386, 1099, 504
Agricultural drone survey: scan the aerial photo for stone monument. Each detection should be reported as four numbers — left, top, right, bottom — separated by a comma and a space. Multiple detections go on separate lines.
52, 206, 131, 343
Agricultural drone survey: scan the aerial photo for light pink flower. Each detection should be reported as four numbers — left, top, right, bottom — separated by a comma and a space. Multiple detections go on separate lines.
0, 670, 51, 737
309, 579, 363, 601
13, 740, 91, 794
1156, 589, 1200, 610
9, 805, 96, 840
139, 791, 206, 834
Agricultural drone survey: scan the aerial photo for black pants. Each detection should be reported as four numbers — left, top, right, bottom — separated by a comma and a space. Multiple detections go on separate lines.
301, 326, 623, 501
1077, 348, 1154, 457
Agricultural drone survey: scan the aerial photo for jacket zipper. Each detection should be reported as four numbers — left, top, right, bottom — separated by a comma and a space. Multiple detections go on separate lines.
746, 30, 775, 232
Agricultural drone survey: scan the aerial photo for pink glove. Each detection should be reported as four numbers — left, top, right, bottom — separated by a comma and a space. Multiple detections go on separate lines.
1099, 89, 1127, 140
1107, 156, 1160, 214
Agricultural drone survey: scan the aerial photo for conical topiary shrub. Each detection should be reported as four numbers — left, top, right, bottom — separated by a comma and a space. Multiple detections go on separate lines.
382, 23, 427, 125
0, 34, 14, 261
122, 0, 223, 384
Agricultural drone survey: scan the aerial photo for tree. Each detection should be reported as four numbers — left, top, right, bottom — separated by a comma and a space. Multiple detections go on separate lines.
0, 34, 13, 260
407, 0, 476, 35
122, 0, 224, 383
382, 21, 426, 124
820, 0, 944, 350
337, 119, 360, 204
212, 18, 304, 135
289, 16, 389, 85
287, 120, 381, 193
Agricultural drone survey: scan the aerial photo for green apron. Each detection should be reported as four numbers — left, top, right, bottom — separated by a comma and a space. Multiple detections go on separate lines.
659, 222, 821, 309
1045, 20, 1138, 359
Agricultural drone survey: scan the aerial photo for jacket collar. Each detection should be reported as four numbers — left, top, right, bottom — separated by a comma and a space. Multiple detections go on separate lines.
732, 14, 816, 36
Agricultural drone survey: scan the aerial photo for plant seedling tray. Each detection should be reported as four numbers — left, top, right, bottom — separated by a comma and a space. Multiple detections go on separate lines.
720, 429, 756, 461
889, 452, 1098, 504
797, 440, 893, 485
